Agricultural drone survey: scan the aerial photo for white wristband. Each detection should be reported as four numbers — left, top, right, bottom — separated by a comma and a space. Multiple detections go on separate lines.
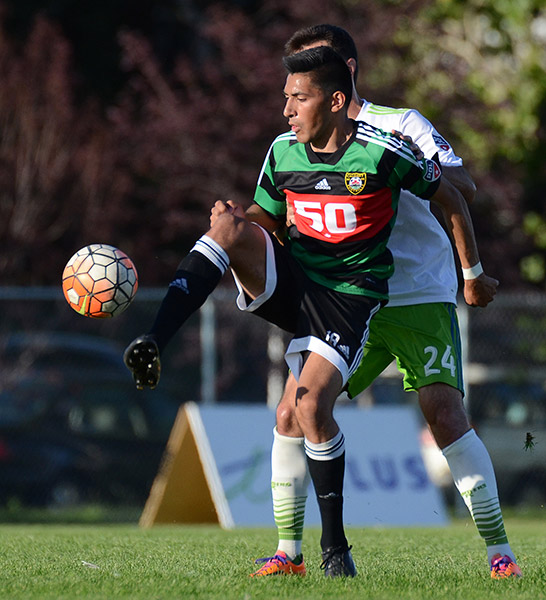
462, 262, 483, 280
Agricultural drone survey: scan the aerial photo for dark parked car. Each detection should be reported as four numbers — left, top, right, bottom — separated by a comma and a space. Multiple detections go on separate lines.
0, 332, 180, 507
468, 380, 546, 506
357, 373, 546, 507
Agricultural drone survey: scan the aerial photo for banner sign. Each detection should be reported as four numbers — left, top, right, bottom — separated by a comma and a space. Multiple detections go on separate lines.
199, 404, 447, 527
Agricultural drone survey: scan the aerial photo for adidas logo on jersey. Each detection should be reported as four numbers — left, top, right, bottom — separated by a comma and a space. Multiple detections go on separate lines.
315, 178, 331, 190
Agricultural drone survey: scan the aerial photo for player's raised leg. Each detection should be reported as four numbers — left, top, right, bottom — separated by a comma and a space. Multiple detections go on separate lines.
124, 202, 268, 388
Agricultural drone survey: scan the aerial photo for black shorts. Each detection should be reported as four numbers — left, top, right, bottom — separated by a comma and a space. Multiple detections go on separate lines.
232, 227, 383, 385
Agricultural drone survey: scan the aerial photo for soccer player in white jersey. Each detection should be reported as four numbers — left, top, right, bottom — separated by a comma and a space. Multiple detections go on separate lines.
250, 25, 521, 580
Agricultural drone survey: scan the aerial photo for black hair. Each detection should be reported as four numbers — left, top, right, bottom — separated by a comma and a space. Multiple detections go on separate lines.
284, 24, 359, 80
282, 46, 353, 107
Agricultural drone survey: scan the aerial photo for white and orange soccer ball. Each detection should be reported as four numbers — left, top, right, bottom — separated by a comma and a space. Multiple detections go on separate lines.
62, 244, 138, 318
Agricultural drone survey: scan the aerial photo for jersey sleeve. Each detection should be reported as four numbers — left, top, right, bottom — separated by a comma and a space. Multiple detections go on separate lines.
252, 137, 287, 220
384, 141, 442, 200
398, 109, 463, 167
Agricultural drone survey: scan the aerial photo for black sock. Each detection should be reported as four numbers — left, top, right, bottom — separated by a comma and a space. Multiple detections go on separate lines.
149, 251, 223, 352
306, 452, 347, 551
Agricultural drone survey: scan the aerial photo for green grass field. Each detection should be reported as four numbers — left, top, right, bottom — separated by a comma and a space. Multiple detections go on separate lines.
0, 518, 544, 599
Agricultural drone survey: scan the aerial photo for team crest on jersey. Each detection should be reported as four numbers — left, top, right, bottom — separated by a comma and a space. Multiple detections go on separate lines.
432, 133, 451, 152
345, 172, 367, 195
424, 159, 442, 182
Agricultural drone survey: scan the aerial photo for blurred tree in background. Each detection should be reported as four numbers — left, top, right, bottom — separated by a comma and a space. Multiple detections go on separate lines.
387, 0, 546, 290
0, 0, 544, 289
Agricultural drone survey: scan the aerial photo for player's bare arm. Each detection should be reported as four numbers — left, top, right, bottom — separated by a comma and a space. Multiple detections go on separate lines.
244, 202, 283, 232
430, 177, 498, 308
210, 200, 281, 232
245, 201, 290, 243
391, 131, 489, 306
442, 165, 477, 204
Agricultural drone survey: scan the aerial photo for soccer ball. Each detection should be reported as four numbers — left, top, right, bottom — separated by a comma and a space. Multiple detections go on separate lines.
62, 244, 138, 318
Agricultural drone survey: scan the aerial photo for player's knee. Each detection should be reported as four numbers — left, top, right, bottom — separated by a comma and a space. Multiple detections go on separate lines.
294, 392, 331, 434
276, 401, 294, 429
276, 402, 301, 436
433, 407, 467, 434
419, 384, 469, 444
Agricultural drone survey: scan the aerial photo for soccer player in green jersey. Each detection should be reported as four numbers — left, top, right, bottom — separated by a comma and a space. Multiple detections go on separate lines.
124, 45, 484, 577
252, 24, 520, 581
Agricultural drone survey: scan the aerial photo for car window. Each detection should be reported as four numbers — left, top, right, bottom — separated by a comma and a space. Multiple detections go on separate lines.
66, 385, 146, 439
470, 382, 546, 427
67, 403, 138, 438
64, 383, 178, 441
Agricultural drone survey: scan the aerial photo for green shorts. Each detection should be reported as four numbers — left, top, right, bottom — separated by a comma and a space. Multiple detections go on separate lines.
347, 302, 464, 397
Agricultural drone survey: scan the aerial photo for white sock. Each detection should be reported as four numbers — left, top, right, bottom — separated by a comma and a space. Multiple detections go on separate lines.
442, 429, 515, 564
271, 427, 310, 559
191, 235, 230, 274
303, 429, 345, 461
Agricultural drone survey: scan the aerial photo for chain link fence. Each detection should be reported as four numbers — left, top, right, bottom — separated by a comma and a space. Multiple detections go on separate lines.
0, 286, 544, 513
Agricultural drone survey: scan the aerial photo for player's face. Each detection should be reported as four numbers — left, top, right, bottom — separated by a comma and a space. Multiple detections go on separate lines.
283, 73, 334, 147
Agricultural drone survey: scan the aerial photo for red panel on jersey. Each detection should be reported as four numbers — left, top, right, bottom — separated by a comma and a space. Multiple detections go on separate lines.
285, 189, 394, 243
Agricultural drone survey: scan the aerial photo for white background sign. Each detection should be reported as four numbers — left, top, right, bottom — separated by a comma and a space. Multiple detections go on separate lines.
199, 404, 447, 527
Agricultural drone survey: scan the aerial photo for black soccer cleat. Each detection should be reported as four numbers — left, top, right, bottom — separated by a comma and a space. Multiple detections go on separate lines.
123, 334, 161, 389
320, 545, 357, 578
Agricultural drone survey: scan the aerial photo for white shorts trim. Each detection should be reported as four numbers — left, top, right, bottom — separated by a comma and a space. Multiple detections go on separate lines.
285, 336, 349, 386
231, 223, 276, 312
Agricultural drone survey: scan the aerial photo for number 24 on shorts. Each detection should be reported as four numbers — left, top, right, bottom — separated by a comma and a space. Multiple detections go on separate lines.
424, 345, 456, 377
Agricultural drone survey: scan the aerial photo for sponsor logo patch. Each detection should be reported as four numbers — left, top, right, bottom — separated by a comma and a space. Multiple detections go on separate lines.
424, 159, 441, 182
432, 133, 451, 152
345, 172, 367, 195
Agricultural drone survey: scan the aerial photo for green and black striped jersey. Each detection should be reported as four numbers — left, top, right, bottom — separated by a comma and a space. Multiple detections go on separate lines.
253, 120, 441, 298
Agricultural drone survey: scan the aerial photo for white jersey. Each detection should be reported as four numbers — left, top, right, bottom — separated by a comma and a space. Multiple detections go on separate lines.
356, 100, 461, 306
